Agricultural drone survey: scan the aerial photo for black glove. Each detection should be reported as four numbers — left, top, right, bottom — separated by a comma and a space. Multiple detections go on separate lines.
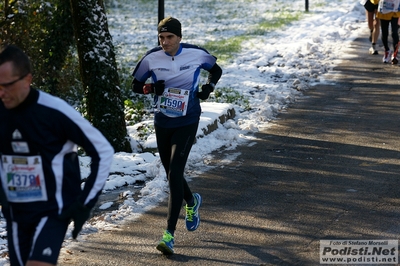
154, 80, 165, 96
59, 201, 92, 239
197, 84, 213, 100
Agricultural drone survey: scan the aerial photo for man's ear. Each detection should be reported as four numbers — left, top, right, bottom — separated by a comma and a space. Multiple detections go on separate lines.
26, 73, 33, 85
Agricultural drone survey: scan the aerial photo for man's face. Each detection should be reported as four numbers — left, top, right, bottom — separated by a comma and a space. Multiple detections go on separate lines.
158, 32, 181, 56
0, 61, 31, 109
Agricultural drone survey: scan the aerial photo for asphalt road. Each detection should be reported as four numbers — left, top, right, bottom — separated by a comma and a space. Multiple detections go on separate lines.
58, 33, 400, 266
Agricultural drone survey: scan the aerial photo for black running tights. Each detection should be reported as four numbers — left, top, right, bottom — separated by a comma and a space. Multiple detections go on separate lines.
155, 122, 198, 232
380, 17, 399, 51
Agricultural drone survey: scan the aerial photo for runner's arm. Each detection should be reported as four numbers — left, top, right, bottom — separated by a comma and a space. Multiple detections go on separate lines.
207, 63, 223, 90
131, 78, 146, 94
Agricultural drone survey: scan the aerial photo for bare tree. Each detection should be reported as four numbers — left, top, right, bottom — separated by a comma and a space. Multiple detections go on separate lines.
69, 0, 131, 152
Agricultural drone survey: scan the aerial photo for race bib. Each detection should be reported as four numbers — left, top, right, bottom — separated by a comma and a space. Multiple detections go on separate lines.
1, 155, 48, 203
158, 88, 190, 118
379, 0, 400, 13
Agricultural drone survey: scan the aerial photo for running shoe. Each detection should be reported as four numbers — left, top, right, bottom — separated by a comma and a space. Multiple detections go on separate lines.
383, 50, 392, 63
156, 230, 174, 255
391, 56, 398, 65
369, 45, 378, 55
392, 43, 399, 64
185, 193, 202, 231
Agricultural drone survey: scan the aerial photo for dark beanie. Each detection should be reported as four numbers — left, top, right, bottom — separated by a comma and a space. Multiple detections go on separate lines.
158, 16, 182, 37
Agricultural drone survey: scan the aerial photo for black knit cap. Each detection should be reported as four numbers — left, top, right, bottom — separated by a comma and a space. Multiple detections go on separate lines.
158, 16, 182, 37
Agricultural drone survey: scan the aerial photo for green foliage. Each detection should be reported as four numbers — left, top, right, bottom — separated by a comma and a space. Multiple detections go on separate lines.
213, 87, 251, 111
1, 0, 130, 152
203, 37, 245, 63
56, 50, 83, 107
124, 97, 153, 125
118, 64, 136, 99
251, 12, 302, 35
202, 12, 303, 65
0, 0, 76, 96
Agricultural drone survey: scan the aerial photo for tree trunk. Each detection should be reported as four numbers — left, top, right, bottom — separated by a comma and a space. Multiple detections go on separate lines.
38, 0, 75, 95
69, 0, 131, 152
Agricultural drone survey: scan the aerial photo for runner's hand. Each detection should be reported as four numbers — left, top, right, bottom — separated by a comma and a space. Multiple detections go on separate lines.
197, 84, 213, 100
143, 80, 165, 95
59, 201, 91, 239
143, 84, 153, 94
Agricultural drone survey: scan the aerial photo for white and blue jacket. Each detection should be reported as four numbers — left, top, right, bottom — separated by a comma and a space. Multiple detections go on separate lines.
132, 43, 221, 128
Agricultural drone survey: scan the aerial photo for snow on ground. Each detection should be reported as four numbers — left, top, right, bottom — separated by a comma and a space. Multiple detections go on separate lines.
0, 0, 368, 264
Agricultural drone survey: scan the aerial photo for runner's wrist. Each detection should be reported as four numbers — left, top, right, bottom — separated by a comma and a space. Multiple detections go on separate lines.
208, 83, 215, 92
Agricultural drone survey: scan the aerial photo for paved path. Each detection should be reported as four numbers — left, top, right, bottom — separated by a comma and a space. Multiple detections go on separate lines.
59, 33, 400, 266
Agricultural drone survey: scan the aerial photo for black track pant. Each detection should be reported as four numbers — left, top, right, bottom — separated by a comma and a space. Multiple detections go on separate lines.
155, 122, 198, 232
380, 17, 399, 51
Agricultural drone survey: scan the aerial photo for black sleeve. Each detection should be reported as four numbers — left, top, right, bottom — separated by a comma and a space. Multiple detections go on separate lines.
131, 78, 145, 94
207, 63, 223, 85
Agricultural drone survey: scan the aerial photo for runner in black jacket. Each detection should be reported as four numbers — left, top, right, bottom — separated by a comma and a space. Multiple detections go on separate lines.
0, 45, 114, 266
